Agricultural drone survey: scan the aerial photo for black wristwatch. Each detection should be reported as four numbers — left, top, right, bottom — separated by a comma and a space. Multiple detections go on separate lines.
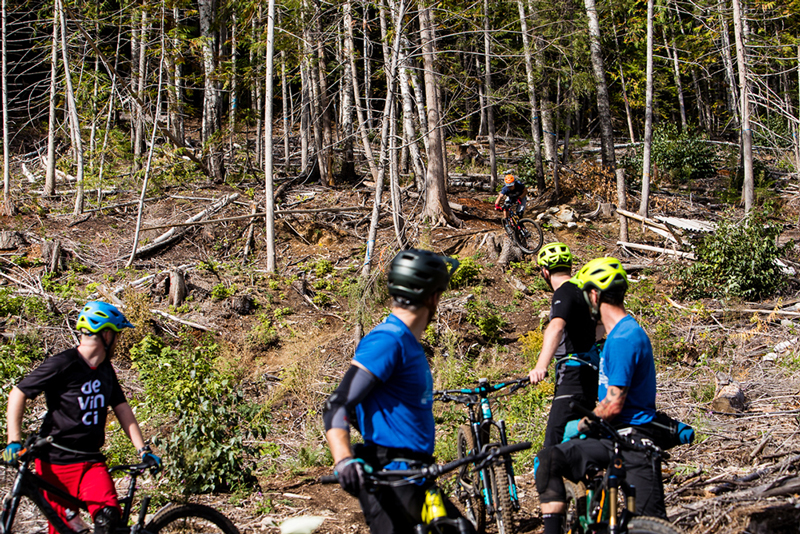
137, 445, 152, 455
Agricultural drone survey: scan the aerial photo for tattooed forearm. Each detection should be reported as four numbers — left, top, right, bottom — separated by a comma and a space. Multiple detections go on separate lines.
594, 386, 628, 421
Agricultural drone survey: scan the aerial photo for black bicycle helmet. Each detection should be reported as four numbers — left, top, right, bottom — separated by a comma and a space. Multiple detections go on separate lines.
387, 249, 460, 303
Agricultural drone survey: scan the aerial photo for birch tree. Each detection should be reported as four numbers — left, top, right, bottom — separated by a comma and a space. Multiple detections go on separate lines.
584, 0, 616, 169
732, 0, 753, 212
639, 0, 654, 217
264, 0, 277, 271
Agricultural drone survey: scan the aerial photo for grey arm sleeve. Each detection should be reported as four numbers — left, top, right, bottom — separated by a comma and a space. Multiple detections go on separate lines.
322, 365, 378, 432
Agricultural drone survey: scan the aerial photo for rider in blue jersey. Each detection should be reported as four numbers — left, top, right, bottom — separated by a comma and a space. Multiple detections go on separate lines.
323, 249, 475, 534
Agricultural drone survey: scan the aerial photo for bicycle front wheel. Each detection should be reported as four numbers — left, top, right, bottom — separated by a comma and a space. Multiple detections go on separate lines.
145, 503, 240, 534
489, 461, 514, 534
563, 479, 586, 534
513, 218, 543, 255
626, 516, 684, 534
456, 425, 486, 533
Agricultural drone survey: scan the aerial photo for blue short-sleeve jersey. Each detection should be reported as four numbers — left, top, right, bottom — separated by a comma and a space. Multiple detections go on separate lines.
500, 181, 526, 201
353, 314, 435, 455
598, 315, 656, 426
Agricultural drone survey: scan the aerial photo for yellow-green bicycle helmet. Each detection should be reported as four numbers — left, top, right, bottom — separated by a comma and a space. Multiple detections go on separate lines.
537, 242, 573, 271
574, 257, 628, 293
75, 301, 135, 333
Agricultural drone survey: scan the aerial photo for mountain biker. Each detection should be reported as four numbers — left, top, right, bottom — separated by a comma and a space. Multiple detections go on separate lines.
529, 243, 601, 447
534, 258, 666, 534
322, 249, 475, 534
3, 301, 161, 534
494, 172, 528, 216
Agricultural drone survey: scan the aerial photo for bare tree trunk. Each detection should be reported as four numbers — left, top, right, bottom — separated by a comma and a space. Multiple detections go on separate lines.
732, 0, 753, 212
610, 14, 635, 144
97, 33, 121, 206
169, 6, 185, 146
398, 40, 426, 189
300, 61, 310, 173
410, 61, 429, 155
483, 0, 497, 189
281, 51, 291, 172
691, 69, 712, 133
134, 10, 147, 172
199, 0, 224, 182
363, 1, 373, 133
478, 83, 487, 137
314, 0, 333, 185
345, 0, 379, 181
617, 168, 628, 241
517, 0, 544, 192
253, 7, 262, 167
264, 0, 277, 271
1, 0, 9, 215
127, 17, 165, 268
419, 3, 459, 226
44, 5, 59, 196
229, 13, 237, 160
57, 0, 85, 215
89, 35, 99, 165
796, 45, 800, 172
663, 29, 687, 131
584, 0, 616, 169
639, 0, 654, 217
389, 89, 404, 248
718, 2, 739, 127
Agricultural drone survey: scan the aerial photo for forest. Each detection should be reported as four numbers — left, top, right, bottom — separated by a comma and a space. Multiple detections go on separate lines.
1, 0, 800, 533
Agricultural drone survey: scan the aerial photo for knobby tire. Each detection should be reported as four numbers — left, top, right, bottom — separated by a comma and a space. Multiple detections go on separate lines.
489, 461, 514, 534
563, 479, 586, 534
145, 503, 240, 534
512, 218, 543, 255
626, 517, 684, 534
456, 425, 486, 533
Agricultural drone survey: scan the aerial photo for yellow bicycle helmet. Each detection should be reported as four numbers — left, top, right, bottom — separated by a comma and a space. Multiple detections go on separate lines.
537, 242, 573, 271
574, 257, 628, 293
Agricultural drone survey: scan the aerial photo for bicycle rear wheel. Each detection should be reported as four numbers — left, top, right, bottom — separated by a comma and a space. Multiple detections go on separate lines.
456, 425, 486, 533
626, 516, 684, 534
145, 503, 240, 534
489, 461, 514, 534
512, 218, 543, 255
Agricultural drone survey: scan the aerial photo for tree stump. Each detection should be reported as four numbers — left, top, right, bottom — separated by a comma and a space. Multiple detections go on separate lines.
168, 270, 187, 307
230, 295, 255, 316
485, 234, 500, 261
600, 202, 614, 219
712, 372, 746, 413
0, 231, 25, 250
497, 235, 523, 271
41, 240, 65, 273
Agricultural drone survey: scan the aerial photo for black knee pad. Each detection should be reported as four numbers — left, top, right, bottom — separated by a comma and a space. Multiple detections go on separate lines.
93, 506, 120, 534
535, 447, 568, 503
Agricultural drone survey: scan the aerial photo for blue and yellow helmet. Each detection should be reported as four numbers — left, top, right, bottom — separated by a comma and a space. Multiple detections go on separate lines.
75, 301, 134, 333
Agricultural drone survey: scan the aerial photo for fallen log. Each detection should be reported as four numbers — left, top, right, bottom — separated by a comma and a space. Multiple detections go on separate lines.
151, 309, 212, 331
617, 241, 696, 259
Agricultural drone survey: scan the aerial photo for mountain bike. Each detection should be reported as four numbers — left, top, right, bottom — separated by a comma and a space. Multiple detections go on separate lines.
562, 403, 684, 534
321, 441, 531, 534
1, 435, 239, 534
434, 377, 530, 534
500, 200, 543, 255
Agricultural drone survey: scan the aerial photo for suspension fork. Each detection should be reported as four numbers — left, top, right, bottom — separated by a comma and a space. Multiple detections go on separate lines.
497, 420, 521, 509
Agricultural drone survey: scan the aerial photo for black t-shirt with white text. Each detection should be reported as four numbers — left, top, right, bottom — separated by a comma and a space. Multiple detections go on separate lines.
17, 348, 126, 464
550, 280, 597, 356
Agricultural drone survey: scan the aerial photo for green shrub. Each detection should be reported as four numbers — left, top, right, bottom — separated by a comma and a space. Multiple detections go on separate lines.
517, 153, 540, 187
466, 298, 507, 342
623, 124, 717, 184
676, 210, 791, 300
0, 333, 45, 436
450, 257, 482, 289
246, 314, 279, 349
313, 259, 334, 277
0, 288, 24, 317
129, 334, 265, 493
210, 283, 235, 300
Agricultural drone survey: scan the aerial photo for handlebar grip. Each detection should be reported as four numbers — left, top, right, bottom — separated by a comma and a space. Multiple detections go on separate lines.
319, 475, 338, 484
497, 442, 531, 456
568, 401, 596, 420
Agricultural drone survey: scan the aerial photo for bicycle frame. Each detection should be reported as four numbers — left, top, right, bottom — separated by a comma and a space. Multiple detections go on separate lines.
2, 440, 151, 534
434, 378, 528, 515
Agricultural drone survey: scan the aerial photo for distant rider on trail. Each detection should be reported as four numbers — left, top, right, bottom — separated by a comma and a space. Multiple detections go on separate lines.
322, 249, 475, 534
529, 242, 602, 447
495, 172, 528, 216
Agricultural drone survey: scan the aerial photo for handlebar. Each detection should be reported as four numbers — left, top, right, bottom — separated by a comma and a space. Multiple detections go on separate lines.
568, 402, 668, 459
108, 458, 161, 476
320, 442, 531, 486
433, 377, 530, 404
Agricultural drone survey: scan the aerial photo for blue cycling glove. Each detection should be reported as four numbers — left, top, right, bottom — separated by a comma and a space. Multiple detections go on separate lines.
3, 442, 22, 464
142, 452, 162, 471
562, 420, 587, 443
334, 458, 370, 496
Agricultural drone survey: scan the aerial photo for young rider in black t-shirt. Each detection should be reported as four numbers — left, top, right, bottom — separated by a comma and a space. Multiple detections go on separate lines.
528, 243, 602, 447
3, 301, 160, 534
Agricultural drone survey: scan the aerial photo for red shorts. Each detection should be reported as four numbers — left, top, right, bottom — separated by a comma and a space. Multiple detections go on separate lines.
35, 459, 120, 534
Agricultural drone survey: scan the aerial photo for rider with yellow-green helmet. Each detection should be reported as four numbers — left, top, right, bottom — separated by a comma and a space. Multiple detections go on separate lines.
529, 242, 601, 447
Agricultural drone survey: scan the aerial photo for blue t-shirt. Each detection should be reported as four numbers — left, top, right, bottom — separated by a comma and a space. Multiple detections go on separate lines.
500, 180, 526, 201
598, 315, 656, 426
353, 314, 435, 455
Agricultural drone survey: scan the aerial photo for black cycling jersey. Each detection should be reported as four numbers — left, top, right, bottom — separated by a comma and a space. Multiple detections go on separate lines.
550, 281, 597, 356
17, 348, 126, 464
500, 180, 527, 202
